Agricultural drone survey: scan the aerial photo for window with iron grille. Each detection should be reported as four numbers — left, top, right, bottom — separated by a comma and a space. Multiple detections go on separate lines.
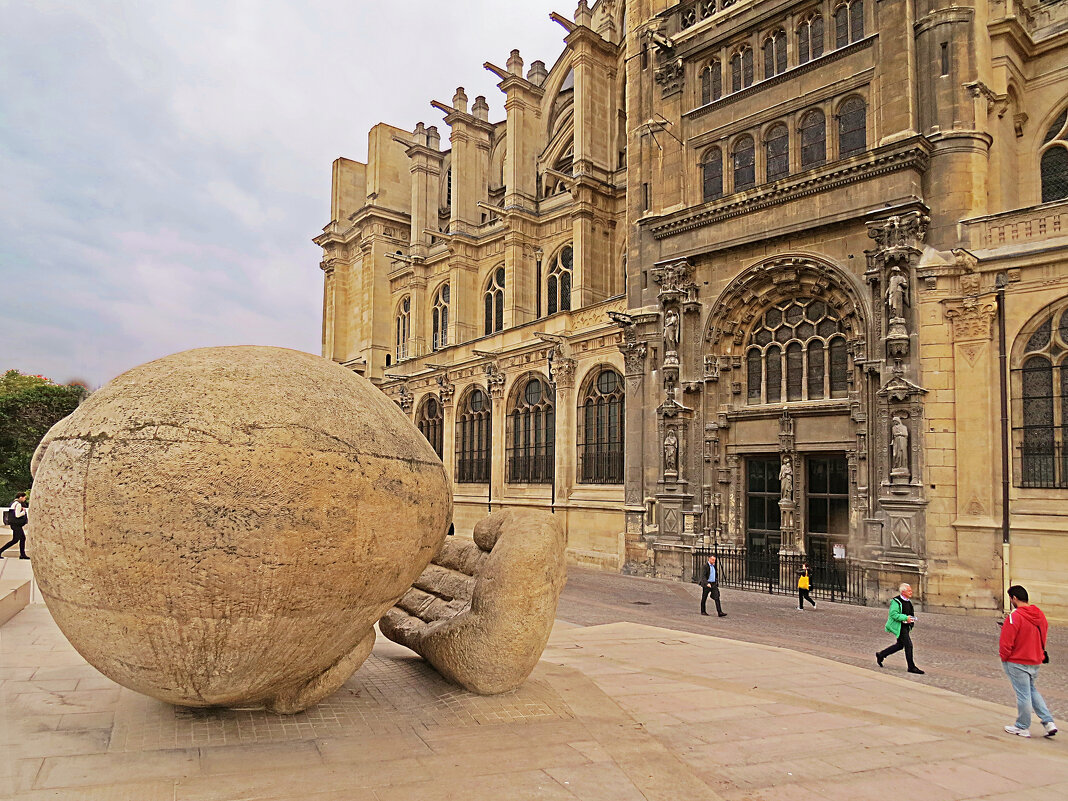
579, 369, 624, 484
507, 377, 555, 484
800, 109, 827, 168
838, 96, 867, 157
395, 296, 410, 361
702, 147, 723, 201
732, 135, 755, 190
1013, 302, 1068, 488
701, 61, 722, 105
797, 14, 824, 64
432, 283, 449, 351
765, 123, 789, 182
1041, 108, 1068, 204
456, 388, 491, 483
417, 396, 444, 458
546, 245, 572, 315
745, 298, 849, 405
484, 267, 505, 335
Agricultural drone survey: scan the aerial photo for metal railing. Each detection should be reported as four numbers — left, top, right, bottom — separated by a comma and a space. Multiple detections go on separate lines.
691, 546, 867, 605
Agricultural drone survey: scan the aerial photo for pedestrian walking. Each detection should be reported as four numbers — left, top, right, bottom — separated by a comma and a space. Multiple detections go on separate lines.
0, 492, 30, 560
876, 583, 924, 674
797, 562, 816, 611
699, 555, 726, 617
1000, 585, 1057, 738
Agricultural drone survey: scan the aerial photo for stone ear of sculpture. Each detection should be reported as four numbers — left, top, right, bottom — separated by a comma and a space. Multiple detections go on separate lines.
379, 509, 566, 695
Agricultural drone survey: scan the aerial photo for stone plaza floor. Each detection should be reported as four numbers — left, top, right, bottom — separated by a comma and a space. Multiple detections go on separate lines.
1, 572, 1066, 800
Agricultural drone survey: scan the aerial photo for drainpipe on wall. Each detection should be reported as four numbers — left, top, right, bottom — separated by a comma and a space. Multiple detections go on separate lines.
996, 273, 1010, 611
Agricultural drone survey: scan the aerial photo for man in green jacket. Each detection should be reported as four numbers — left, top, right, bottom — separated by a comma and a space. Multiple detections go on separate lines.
876, 583, 925, 674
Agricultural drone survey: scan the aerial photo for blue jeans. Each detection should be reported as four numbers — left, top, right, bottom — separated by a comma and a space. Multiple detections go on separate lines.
1003, 661, 1053, 729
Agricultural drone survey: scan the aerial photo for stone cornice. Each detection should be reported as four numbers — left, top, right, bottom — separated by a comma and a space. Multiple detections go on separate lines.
684, 35, 876, 122
647, 138, 932, 240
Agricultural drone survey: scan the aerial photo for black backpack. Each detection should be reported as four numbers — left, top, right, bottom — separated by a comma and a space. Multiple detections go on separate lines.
3, 508, 14, 527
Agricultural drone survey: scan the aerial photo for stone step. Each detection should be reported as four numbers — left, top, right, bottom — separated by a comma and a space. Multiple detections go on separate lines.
0, 578, 31, 626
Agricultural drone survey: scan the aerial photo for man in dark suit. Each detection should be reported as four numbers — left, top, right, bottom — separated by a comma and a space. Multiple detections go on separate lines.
700, 555, 726, 617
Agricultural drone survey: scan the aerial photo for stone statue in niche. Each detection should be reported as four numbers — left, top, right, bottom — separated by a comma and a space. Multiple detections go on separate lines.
891, 414, 910, 479
663, 428, 679, 476
663, 309, 680, 360
779, 456, 793, 500
886, 268, 909, 323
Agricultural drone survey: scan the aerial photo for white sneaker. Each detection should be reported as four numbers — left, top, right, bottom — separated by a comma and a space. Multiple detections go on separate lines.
1043, 721, 1057, 738
1004, 725, 1031, 738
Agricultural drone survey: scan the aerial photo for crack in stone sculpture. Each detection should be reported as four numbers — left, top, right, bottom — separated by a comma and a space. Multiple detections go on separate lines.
379, 509, 566, 695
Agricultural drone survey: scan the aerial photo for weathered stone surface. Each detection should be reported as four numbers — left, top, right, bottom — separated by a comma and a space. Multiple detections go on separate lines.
379, 509, 566, 695
30, 346, 451, 713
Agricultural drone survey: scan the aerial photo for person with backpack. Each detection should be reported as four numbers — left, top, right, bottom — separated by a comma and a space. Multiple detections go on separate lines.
0, 492, 29, 560
797, 562, 816, 611
1001, 585, 1057, 738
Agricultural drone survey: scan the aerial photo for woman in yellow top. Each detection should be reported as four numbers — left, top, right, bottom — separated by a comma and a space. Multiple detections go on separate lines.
797, 563, 816, 611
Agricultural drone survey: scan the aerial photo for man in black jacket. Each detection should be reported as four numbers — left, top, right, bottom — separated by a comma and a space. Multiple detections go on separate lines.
700, 555, 726, 617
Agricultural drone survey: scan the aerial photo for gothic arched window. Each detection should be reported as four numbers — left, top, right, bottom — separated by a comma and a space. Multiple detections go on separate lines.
763, 29, 787, 79
484, 267, 505, 335
395, 296, 410, 361
765, 123, 790, 182
745, 298, 849, 405
432, 283, 449, 351
547, 245, 573, 315
1040, 108, 1068, 204
838, 96, 867, 157
702, 146, 724, 201
417, 395, 444, 458
1014, 302, 1068, 487
797, 14, 824, 64
579, 368, 624, 484
800, 109, 827, 168
456, 387, 491, 483
732, 135, 756, 190
730, 46, 753, 93
507, 376, 555, 484
834, 1, 863, 49
701, 60, 722, 105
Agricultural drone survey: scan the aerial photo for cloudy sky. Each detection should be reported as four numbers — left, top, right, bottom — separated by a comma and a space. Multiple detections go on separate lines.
0, 0, 568, 387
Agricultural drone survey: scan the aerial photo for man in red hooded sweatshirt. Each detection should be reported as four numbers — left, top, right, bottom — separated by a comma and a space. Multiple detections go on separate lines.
1000, 585, 1057, 738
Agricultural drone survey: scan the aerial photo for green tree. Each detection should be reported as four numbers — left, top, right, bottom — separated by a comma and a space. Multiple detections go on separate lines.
0, 370, 87, 501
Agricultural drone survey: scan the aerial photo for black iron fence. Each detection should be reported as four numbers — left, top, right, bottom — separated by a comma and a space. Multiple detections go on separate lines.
691, 546, 867, 605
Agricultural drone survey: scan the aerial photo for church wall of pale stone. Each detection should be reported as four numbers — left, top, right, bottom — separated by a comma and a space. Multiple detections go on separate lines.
317, 0, 1068, 618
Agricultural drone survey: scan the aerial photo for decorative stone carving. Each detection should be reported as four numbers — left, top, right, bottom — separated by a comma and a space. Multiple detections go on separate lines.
663, 427, 679, 477
436, 373, 455, 405
484, 362, 506, 399
620, 342, 647, 375
398, 383, 414, 413
866, 212, 930, 252
379, 509, 566, 695
891, 414, 910, 480
651, 259, 696, 301
779, 456, 794, 501
654, 57, 683, 96
663, 308, 680, 365
944, 298, 998, 341
550, 355, 577, 388
29, 347, 452, 713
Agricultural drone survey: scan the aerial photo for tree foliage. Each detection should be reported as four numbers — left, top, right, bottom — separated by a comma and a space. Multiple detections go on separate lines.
0, 370, 87, 501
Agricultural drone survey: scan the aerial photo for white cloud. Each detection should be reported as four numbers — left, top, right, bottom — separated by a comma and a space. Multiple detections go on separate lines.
0, 0, 568, 386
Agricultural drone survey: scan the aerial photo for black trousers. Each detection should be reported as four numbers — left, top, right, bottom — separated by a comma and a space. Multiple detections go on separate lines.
701, 582, 723, 614
0, 528, 26, 558
798, 588, 815, 609
877, 628, 916, 669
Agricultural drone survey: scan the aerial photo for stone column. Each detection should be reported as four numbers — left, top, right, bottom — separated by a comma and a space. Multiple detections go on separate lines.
550, 352, 577, 509
486, 363, 507, 513
438, 374, 457, 489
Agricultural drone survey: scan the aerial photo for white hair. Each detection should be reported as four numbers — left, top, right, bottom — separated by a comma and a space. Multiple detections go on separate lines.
899, 583, 912, 593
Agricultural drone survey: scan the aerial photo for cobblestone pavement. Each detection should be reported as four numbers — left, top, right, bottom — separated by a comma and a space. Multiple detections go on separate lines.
557, 567, 1067, 717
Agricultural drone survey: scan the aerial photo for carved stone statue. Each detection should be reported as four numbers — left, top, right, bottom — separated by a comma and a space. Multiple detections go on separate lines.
664, 309, 680, 353
663, 428, 679, 475
891, 414, 910, 477
886, 269, 909, 321
779, 456, 793, 500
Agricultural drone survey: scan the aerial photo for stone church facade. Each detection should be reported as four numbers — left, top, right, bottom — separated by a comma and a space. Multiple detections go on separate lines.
316, 0, 1068, 618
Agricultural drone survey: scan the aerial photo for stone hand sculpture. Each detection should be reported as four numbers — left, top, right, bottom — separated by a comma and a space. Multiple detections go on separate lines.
379, 509, 566, 695
30, 346, 451, 714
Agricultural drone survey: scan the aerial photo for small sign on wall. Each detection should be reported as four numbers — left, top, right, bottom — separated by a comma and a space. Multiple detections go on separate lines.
833, 543, 847, 560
